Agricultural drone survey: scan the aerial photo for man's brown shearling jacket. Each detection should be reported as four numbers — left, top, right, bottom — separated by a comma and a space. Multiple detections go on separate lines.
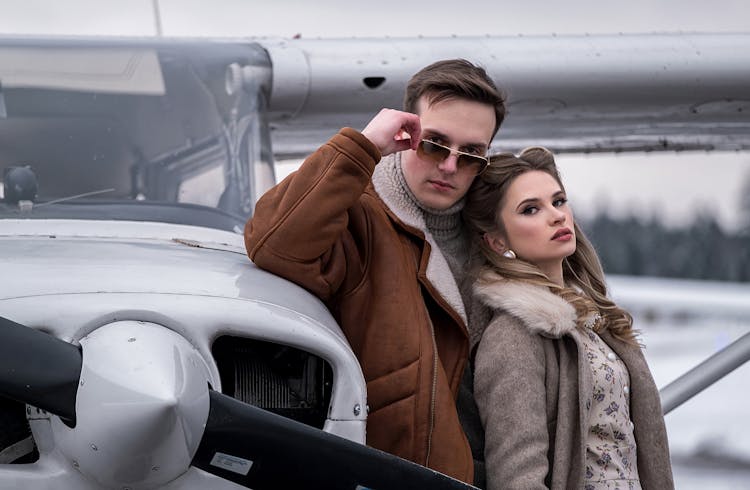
245, 128, 474, 483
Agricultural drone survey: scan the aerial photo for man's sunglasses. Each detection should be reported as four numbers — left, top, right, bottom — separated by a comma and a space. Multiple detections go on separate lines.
417, 140, 489, 175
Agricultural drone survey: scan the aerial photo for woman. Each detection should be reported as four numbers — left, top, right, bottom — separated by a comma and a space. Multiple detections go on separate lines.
462, 147, 673, 489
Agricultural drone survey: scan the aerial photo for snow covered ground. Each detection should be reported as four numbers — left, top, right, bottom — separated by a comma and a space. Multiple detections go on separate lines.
609, 276, 750, 488
642, 319, 750, 488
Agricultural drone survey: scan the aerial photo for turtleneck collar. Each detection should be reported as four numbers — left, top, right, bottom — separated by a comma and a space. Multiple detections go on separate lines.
390, 152, 465, 242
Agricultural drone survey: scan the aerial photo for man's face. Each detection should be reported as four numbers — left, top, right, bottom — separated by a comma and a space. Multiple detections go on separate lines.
402, 96, 495, 210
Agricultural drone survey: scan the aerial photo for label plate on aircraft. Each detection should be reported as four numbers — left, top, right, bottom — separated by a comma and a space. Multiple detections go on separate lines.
210, 452, 254, 476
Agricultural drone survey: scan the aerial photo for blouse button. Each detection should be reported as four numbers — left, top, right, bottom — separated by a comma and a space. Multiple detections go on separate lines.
607, 352, 617, 361
624, 385, 630, 395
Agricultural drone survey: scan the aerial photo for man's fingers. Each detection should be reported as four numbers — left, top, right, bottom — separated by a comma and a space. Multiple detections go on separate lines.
362, 109, 422, 156
399, 115, 421, 151
390, 138, 414, 154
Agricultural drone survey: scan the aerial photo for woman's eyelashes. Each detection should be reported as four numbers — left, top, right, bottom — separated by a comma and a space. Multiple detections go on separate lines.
519, 196, 567, 215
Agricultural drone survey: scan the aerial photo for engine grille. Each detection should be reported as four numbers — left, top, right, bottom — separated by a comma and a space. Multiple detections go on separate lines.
212, 336, 333, 429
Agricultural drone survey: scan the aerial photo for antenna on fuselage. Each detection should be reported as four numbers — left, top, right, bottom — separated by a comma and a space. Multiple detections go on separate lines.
152, 0, 163, 37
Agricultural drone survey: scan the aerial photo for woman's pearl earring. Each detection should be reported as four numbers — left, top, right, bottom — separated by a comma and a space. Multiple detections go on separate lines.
503, 250, 516, 259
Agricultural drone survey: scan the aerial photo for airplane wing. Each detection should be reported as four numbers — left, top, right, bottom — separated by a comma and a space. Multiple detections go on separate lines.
256, 33, 750, 157
2, 33, 748, 162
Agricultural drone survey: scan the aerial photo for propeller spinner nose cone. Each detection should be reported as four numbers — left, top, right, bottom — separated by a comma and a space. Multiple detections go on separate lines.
51, 321, 212, 489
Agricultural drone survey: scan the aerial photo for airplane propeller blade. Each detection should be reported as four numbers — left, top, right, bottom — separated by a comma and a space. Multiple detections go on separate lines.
192, 390, 478, 490
0, 317, 475, 489
0, 316, 81, 423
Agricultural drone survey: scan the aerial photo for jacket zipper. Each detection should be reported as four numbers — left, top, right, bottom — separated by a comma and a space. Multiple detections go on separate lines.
424, 307, 438, 466
414, 240, 460, 468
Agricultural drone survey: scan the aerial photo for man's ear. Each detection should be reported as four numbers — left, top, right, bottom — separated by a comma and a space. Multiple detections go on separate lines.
483, 232, 506, 255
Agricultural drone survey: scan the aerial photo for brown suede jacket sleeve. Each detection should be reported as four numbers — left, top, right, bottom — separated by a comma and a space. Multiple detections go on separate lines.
244, 128, 381, 301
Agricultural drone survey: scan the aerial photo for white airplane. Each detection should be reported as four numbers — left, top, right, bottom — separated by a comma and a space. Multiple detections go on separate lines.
0, 32, 749, 489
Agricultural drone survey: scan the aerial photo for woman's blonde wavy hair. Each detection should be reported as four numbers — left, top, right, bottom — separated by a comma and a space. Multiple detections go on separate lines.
463, 146, 638, 343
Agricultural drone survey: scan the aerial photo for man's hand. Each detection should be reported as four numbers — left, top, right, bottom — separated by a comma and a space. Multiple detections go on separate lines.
361, 109, 421, 157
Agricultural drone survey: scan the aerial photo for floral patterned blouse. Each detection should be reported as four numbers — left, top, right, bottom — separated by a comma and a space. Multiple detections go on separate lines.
573, 324, 642, 490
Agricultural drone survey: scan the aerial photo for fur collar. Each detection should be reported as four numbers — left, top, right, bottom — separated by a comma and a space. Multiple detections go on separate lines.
371, 152, 467, 325
473, 269, 577, 343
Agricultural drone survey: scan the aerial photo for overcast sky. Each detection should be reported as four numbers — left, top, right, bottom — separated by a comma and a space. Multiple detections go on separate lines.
1, 0, 749, 38
1, 0, 749, 230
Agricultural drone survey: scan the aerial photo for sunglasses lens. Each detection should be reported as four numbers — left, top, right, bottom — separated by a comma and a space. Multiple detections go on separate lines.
458, 155, 488, 173
418, 140, 487, 174
418, 140, 450, 162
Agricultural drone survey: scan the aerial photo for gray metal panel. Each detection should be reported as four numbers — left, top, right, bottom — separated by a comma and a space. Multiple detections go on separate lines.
261, 33, 750, 155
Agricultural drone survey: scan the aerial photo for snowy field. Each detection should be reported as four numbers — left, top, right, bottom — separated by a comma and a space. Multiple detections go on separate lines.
609, 276, 750, 488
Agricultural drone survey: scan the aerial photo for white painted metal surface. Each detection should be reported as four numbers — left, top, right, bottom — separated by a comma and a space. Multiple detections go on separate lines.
0, 219, 368, 488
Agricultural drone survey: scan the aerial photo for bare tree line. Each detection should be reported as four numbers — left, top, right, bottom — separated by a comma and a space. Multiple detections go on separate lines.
584, 172, 750, 282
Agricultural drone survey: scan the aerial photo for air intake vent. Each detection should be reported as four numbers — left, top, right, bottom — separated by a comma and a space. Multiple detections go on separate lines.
212, 336, 333, 429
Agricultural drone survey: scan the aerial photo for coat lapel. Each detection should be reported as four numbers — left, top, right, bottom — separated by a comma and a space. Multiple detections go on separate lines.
371, 153, 467, 325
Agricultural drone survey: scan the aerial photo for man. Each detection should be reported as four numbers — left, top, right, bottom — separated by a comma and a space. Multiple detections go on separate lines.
245, 59, 506, 484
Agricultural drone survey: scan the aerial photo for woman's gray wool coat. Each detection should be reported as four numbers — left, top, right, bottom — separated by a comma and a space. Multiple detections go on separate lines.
471, 270, 674, 490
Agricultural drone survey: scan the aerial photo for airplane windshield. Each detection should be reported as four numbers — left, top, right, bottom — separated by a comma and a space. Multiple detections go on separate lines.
0, 41, 274, 232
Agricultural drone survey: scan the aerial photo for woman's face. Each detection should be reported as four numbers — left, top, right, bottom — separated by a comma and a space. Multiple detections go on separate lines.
489, 170, 576, 280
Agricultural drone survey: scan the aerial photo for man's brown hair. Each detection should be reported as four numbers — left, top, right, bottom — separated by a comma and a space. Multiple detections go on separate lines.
403, 58, 507, 138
